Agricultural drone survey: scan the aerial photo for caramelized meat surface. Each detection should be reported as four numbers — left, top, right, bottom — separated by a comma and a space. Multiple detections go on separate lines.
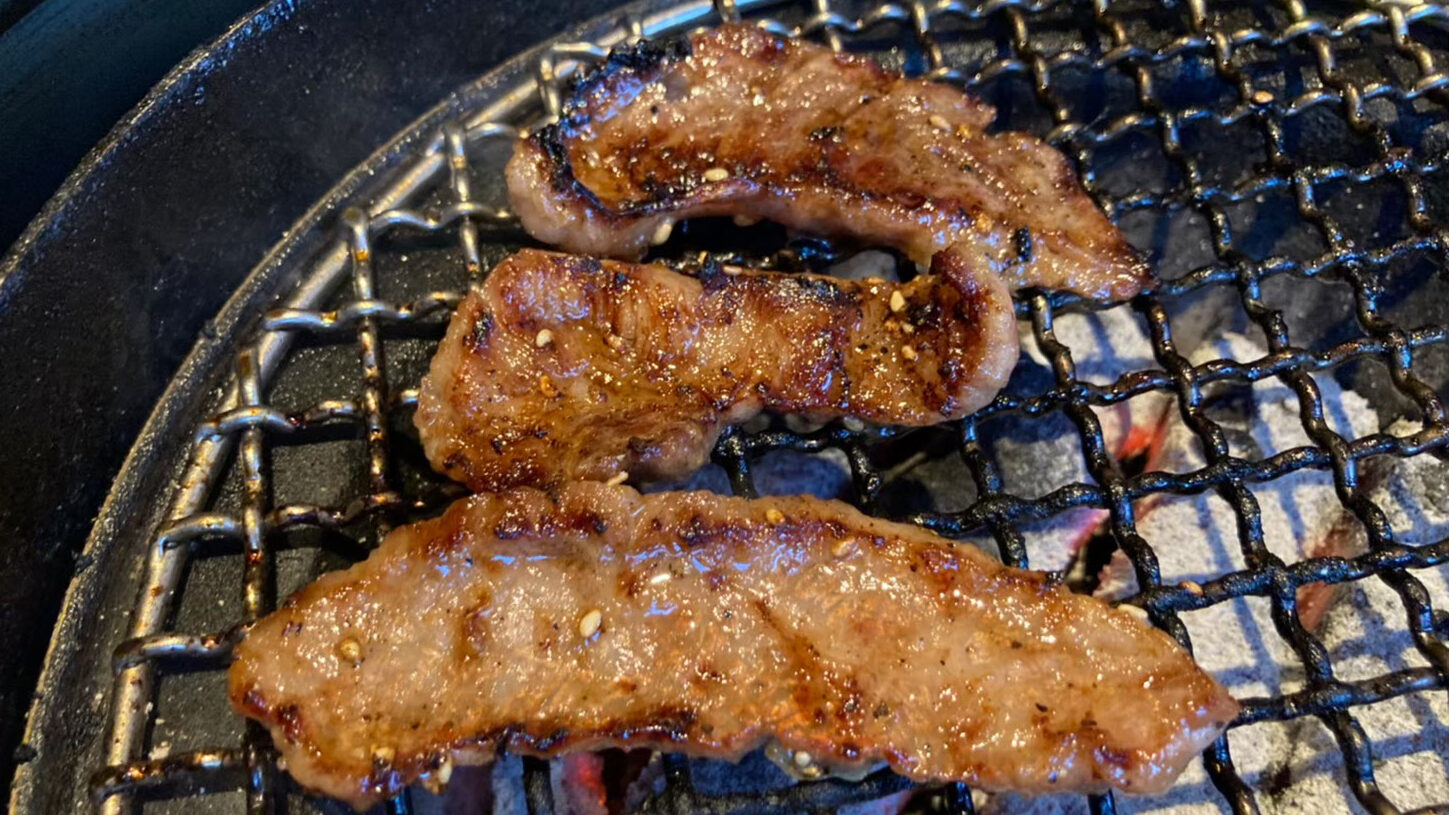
414, 248, 1016, 491
507, 25, 1149, 300
231, 484, 1238, 810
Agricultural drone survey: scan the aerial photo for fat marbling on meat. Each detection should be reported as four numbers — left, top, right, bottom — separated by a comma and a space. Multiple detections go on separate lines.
414, 248, 1016, 491
231, 483, 1238, 810
507, 24, 1149, 301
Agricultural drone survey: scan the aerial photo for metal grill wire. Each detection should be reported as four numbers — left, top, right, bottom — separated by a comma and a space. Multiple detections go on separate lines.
86, 0, 1449, 812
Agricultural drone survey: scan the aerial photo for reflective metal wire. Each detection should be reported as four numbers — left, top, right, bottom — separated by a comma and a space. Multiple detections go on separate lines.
89, 0, 1449, 813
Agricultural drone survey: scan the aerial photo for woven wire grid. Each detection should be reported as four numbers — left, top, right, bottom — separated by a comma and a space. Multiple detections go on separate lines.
86, 0, 1449, 813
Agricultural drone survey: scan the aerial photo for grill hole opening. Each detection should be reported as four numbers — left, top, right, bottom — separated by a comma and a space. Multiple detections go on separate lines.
1258, 272, 1358, 354
1054, 63, 1145, 135
1088, 130, 1184, 202
1321, 176, 1413, 252
1222, 188, 1332, 265
978, 74, 1055, 138
1116, 206, 1219, 282
1282, 104, 1382, 171
876, 427, 978, 517
1151, 55, 1239, 114
752, 447, 857, 502
1180, 116, 1272, 194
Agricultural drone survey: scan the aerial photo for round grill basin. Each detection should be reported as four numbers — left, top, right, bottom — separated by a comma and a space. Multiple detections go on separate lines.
16, 0, 1449, 812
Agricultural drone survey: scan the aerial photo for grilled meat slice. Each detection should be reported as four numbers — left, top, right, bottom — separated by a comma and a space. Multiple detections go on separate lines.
507, 24, 1149, 301
230, 483, 1238, 810
414, 248, 1016, 491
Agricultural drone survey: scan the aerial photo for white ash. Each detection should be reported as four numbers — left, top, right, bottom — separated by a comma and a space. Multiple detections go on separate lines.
1352, 419, 1449, 547
1269, 576, 1449, 814
752, 448, 853, 499
826, 249, 901, 283
982, 791, 1091, 814
985, 410, 1103, 573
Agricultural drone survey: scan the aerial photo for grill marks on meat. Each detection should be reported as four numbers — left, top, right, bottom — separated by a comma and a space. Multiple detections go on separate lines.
230, 484, 1238, 810
414, 248, 1016, 491
507, 25, 1149, 301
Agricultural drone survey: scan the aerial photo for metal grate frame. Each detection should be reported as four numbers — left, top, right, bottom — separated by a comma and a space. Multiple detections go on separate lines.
87, 0, 1449, 813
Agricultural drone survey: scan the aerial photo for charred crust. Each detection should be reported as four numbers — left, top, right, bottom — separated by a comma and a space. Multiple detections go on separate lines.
421, 525, 469, 561
621, 570, 645, 598
698, 257, 730, 293
536, 34, 693, 204
591, 36, 693, 87
492, 519, 527, 540
510, 708, 702, 752
678, 512, 710, 548
535, 728, 573, 751
556, 507, 609, 536
578, 255, 607, 277
240, 687, 269, 717
533, 124, 578, 196
627, 436, 660, 459
621, 708, 699, 742
276, 703, 305, 744
466, 310, 495, 352
790, 275, 857, 308
1012, 227, 1033, 264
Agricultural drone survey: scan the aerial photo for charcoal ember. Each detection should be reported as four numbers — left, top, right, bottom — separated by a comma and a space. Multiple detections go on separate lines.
1350, 419, 1449, 546
543, 751, 658, 815
1096, 330, 1380, 602
1001, 304, 1172, 572
1071, 330, 1381, 811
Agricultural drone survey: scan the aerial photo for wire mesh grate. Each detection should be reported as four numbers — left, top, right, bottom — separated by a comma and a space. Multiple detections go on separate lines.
88, 0, 1449, 813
